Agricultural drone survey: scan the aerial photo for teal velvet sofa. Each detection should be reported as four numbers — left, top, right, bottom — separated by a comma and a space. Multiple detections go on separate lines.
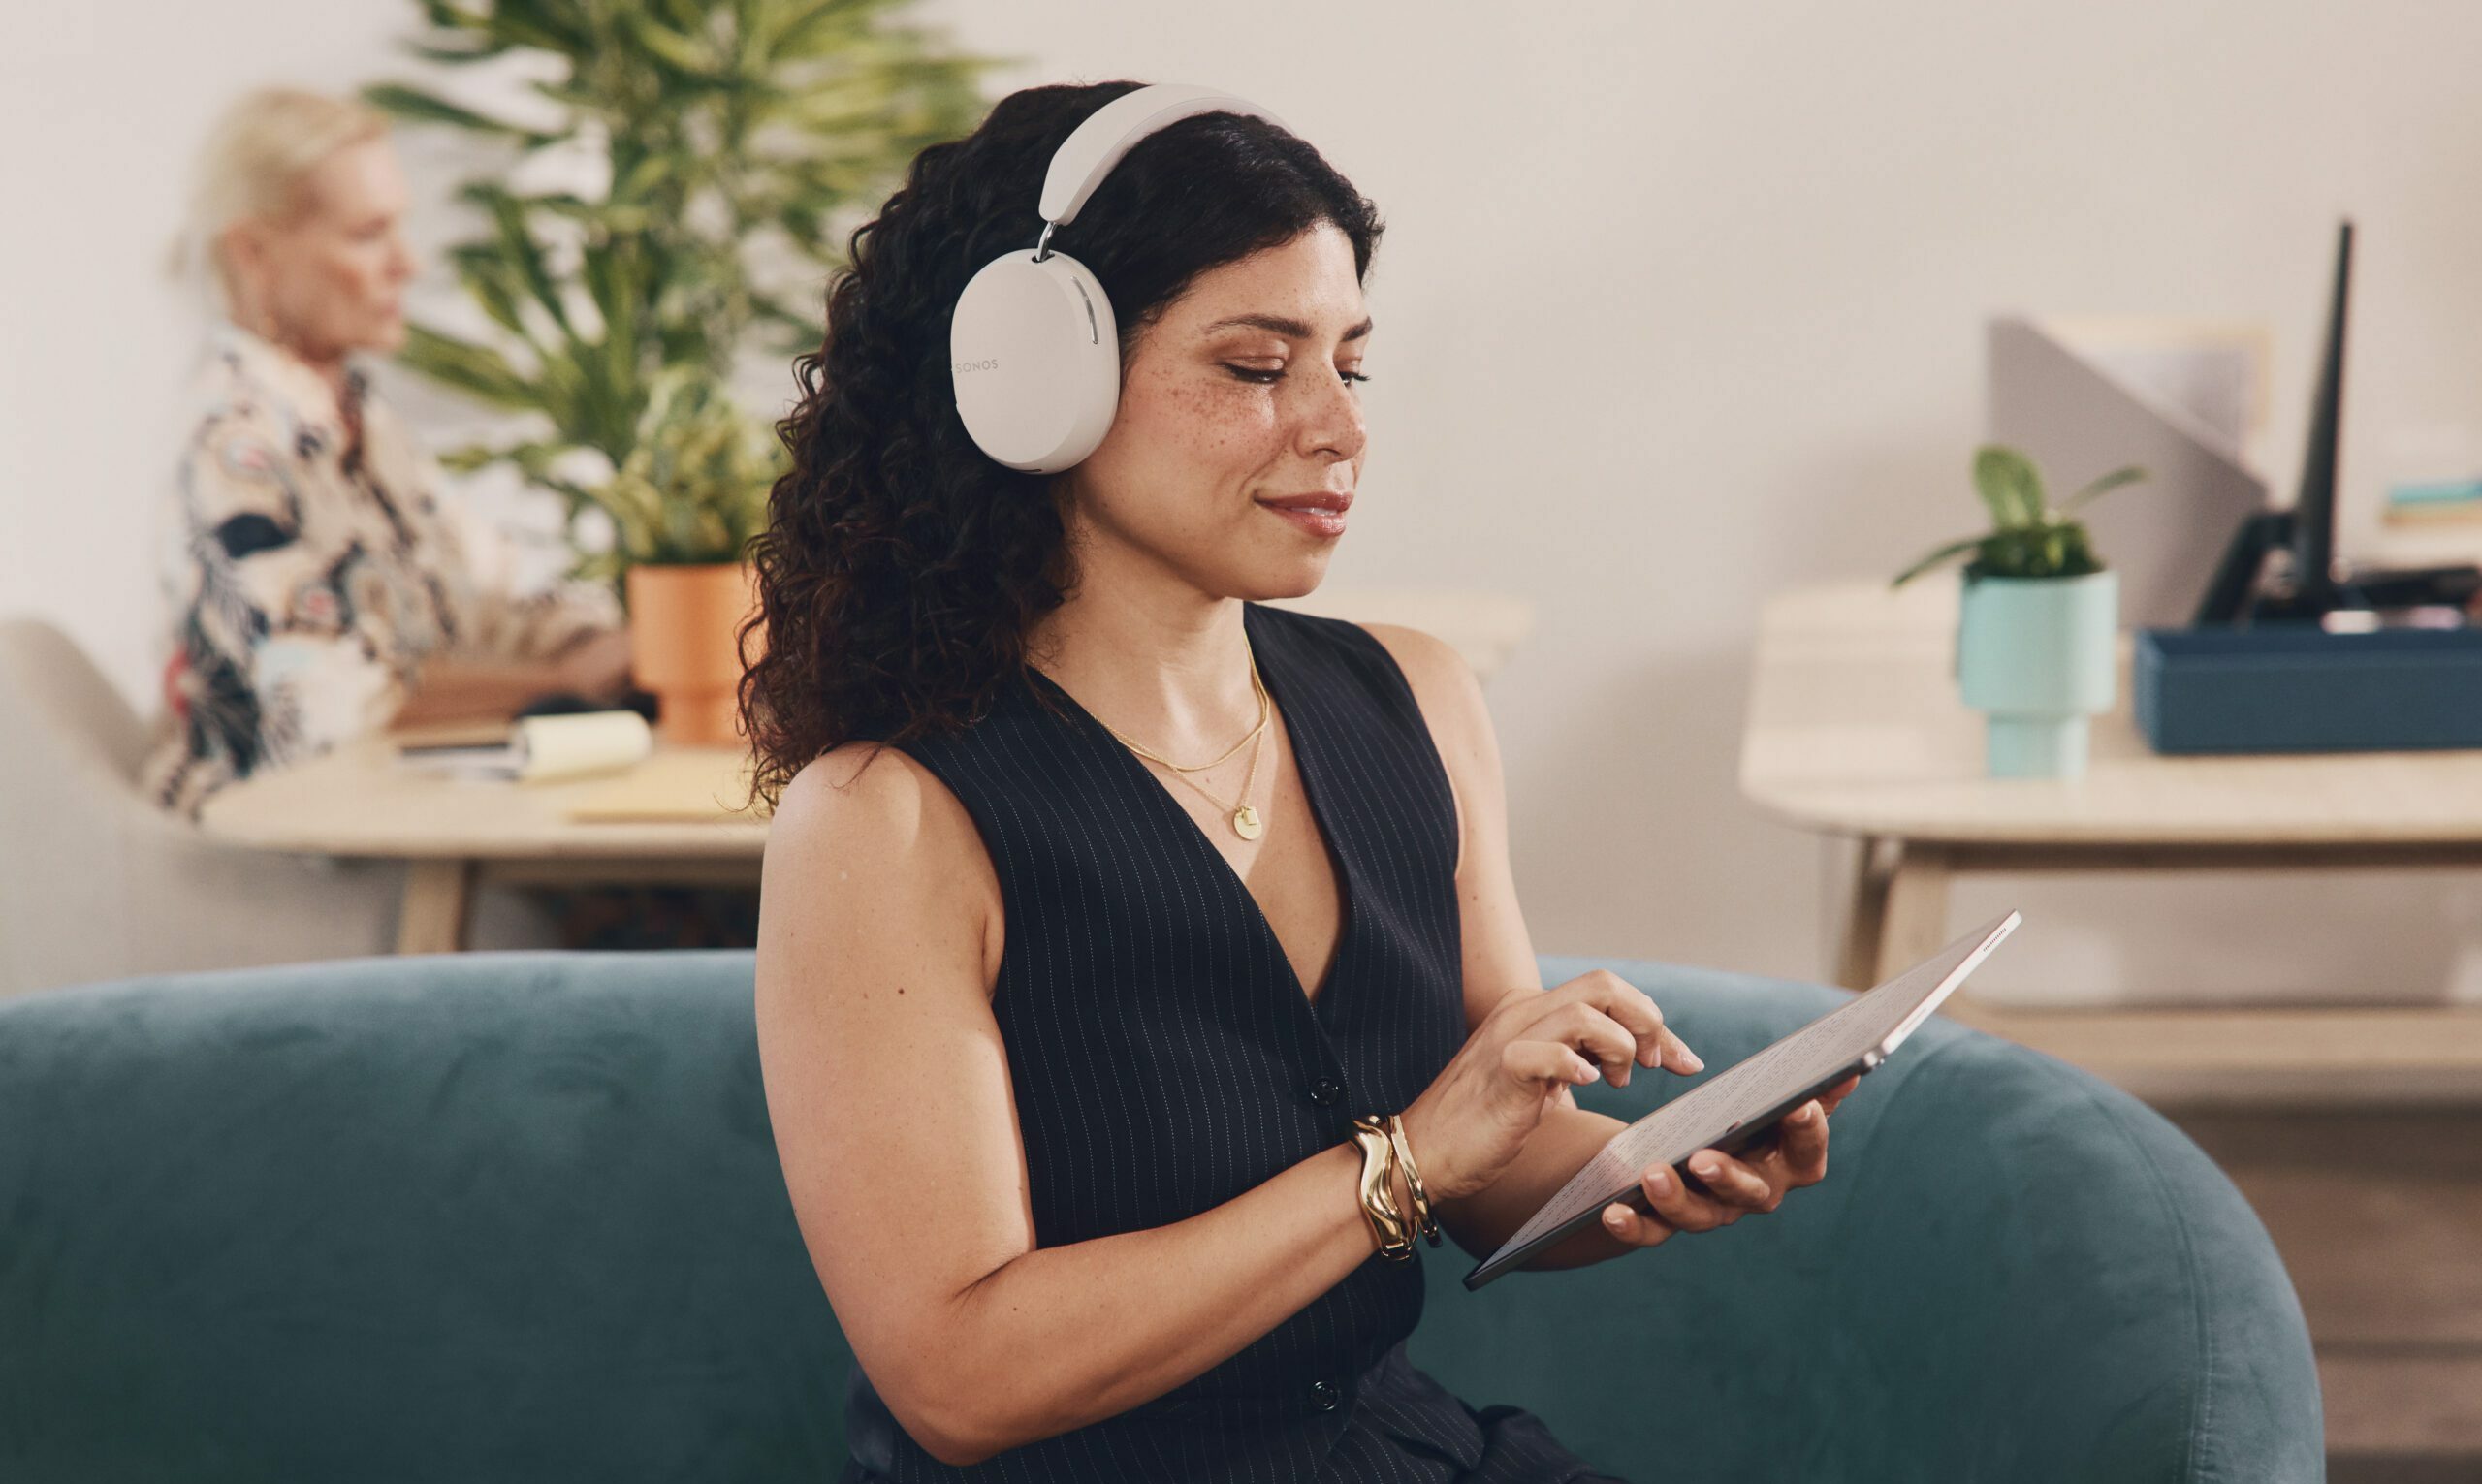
0, 949, 2322, 1482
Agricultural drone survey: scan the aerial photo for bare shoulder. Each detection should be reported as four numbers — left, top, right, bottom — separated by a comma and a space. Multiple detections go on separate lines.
771, 739, 953, 849
1356, 621, 1488, 759
1353, 622, 1502, 875
762, 738, 1003, 994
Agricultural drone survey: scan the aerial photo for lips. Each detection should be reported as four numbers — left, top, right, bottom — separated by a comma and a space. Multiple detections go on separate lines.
1257, 490, 1351, 541
1256, 491, 1354, 514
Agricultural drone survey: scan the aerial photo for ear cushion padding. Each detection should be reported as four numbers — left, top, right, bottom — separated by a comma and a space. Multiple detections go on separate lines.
949, 249, 1123, 473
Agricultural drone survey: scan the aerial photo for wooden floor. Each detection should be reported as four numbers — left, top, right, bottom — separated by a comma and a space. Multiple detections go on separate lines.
2160, 1106, 2482, 1482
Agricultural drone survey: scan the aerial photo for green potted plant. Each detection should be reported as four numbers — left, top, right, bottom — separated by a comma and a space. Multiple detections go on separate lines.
365, 0, 1000, 742
596, 375, 784, 743
1893, 445, 2148, 778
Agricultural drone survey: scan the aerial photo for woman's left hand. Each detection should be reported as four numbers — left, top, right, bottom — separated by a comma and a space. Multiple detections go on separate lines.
1596, 1072, 1862, 1249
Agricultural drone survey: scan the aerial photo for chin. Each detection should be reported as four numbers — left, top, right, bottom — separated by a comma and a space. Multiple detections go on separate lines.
1242, 553, 1336, 604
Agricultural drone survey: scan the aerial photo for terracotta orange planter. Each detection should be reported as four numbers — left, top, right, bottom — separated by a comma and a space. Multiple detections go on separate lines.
625, 561, 762, 746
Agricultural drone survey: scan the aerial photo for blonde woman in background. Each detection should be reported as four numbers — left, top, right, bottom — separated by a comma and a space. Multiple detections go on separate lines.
143, 85, 633, 819
146, 88, 756, 949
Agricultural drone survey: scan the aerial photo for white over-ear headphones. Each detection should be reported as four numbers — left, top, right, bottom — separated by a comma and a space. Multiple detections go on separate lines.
948, 83, 1289, 474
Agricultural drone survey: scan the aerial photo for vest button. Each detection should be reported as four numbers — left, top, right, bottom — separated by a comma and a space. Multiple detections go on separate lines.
1308, 1377, 1340, 1411
1309, 1076, 1343, 1107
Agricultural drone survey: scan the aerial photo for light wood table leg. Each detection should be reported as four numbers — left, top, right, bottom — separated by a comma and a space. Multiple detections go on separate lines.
1874, 841, 1953, 986
397, 859, 477, 954
1837, 836, 1897, 991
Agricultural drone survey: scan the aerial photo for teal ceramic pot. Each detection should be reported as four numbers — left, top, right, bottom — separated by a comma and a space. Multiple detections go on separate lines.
1955, 569, 2118, 777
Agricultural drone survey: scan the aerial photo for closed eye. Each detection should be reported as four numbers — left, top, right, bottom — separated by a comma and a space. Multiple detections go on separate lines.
1225, 366, 1373, 386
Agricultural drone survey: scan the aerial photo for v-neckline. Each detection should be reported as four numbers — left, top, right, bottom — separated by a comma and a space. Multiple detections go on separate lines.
1026, 603, 1357, 1016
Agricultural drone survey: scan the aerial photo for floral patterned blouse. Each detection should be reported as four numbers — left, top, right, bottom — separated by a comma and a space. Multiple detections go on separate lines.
142, 320, 620, 818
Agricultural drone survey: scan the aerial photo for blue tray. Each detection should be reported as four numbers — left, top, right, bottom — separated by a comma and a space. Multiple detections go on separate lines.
2135, 625, 2482, 754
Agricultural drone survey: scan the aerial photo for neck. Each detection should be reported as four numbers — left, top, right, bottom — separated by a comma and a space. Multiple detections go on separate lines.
281, 339, 354, 408
238, 318, 354, 411
1025, 521, 1263, 754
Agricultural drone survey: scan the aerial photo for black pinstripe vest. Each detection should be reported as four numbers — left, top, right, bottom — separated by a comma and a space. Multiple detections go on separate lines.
845, 600, 1480, 1482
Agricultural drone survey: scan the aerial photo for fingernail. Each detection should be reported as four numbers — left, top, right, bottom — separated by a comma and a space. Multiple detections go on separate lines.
1694, 1156, 1721, 1179
1605, 1208, 1627, 1229
1576, 1063, 1600, 1083
1648, 1169, 1671, 1195
1682, 1050, 1706, 1071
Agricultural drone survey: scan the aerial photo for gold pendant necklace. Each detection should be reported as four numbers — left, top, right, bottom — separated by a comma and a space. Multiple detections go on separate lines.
1154, 695, 1267, 838
1225, 731, 1267, 839
1094, 642, 1272, 839
1194, 724, 1266, 838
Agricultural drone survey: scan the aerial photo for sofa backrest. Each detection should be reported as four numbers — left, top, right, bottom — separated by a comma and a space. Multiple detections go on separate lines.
0, 950, 845, 1479
0, 949, 2324, 1482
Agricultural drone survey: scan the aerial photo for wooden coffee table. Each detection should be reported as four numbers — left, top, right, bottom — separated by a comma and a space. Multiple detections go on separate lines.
1740, 574, 2482, 1100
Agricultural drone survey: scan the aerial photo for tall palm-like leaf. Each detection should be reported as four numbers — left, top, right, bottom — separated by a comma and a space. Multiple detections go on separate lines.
367, 0, 1010, 580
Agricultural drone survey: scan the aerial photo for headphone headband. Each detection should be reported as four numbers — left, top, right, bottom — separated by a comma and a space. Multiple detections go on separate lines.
950, 81, 1291, 473
1035, 83, 1288, 228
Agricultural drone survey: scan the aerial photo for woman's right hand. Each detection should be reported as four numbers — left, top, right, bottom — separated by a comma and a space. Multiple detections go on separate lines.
1395, 970, 1704, 1203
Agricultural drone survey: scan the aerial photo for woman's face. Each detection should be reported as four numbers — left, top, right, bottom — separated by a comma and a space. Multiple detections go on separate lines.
1062, 222, 1372, 602
225, 136, 415, 362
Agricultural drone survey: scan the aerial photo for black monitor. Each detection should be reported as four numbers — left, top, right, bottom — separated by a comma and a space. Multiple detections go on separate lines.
2190, 219, 2481, 624
2290, 220, 2350, 607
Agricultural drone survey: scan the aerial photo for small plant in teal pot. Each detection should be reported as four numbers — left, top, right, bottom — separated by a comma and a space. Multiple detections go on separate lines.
1893, 445, 2148, 778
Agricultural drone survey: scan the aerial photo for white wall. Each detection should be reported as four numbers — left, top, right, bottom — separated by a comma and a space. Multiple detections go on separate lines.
8, 0, 2482, 1001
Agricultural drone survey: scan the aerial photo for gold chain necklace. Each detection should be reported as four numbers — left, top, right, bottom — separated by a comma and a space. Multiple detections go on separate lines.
1093, 646, 1272, 840
1107, 652, 1269, 774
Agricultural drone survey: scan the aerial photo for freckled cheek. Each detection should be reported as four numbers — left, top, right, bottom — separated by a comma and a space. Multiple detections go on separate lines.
1205, 395, 1288, 452
1142, 385, 1281, 464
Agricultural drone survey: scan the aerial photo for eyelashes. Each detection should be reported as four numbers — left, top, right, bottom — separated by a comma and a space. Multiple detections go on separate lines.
1225, 366, 1373, 387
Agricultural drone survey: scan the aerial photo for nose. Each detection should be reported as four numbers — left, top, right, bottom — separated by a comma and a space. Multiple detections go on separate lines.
1294, 363, 1368, 463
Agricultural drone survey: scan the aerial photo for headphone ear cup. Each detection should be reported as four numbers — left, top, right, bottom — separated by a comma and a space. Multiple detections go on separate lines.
949, 248, 1122, 473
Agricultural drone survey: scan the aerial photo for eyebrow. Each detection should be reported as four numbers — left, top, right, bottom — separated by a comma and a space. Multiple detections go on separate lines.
1200, 313, 1374, 342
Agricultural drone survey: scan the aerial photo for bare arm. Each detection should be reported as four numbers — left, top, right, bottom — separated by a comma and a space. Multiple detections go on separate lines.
1358, 622, 1655, 1271
1438, 1100, 1641, 1270
754, 743, 1405, 1468
1365, 623, 1851, 1270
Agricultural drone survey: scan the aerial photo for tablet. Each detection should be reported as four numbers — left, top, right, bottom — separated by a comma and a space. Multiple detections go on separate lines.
1463, 909, 2021, 1289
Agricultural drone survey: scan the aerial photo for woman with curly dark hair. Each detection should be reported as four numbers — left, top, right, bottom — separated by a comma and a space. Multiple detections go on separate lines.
748, 80, 1858, 1484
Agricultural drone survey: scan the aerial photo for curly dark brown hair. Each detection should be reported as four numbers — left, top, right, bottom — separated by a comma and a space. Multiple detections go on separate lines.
736, 80, 1385, 808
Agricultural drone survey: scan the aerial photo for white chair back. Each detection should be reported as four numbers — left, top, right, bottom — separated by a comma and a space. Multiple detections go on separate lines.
0, 617, 403, 995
